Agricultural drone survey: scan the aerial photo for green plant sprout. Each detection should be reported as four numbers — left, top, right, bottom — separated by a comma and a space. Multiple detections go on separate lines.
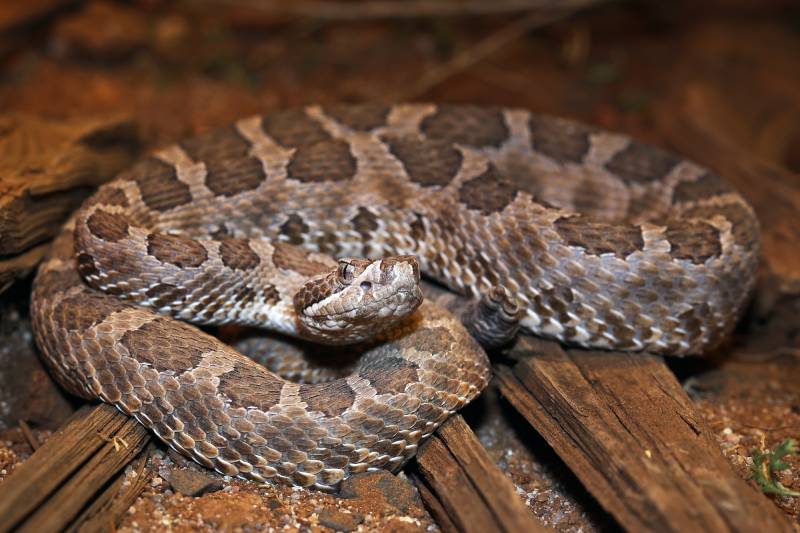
751, 438, 800, 497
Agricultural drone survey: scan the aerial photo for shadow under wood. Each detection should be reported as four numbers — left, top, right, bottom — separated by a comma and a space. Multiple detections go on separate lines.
459, 384, 618, 531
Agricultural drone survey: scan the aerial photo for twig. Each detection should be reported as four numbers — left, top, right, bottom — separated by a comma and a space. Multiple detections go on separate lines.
17, 420, 39, 452
199, 0, 601, 19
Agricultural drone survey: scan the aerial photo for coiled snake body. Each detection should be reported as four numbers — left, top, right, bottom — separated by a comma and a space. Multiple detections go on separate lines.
31, 104, 760, 489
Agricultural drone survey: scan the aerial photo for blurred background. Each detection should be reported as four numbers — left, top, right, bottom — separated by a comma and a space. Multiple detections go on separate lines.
1, 0, 797, 160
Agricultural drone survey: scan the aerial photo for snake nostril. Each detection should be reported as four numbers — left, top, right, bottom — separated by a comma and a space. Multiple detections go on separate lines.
360, 281, 372, 291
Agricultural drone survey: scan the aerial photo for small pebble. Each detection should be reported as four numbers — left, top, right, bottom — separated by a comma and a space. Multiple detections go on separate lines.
168, 468, 224, 497
318, 508, 364, 532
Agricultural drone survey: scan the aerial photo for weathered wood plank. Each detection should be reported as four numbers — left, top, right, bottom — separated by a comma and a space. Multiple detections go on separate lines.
410, 471, 459, 533
67, 443, 153, 533
0, 243, 48, 294
0, 113, 139, 293
415, 414, 550, 533
0, 404, 150, 533
495, 337, 794, 533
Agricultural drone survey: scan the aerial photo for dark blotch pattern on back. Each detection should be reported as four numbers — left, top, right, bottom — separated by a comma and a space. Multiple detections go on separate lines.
57, 291, 130, 331
421, 105, 509, 147
384, 136, 462, 187
713, 203, 760, 249
409, 213, 426, 244
405, 326, 455, 354
182, 126, 267, 196
86, 186, 129, 208
572, 179, 609, 216
219, 239, 261, 270
673, 172, 733, 203
261, 109, 331, 147
299, 382, 356, 417
272, 242, 331, 277
205, 157, 266, 196
287, 140, 357, 183
665, 221, 722, 264
120, 319, 216, 372
217, 363, 283, 411
681, 202, 759, 250
324, 104, 390, 131
351, 207, 379, 239
86, 209, 130, 242
182, 125, 250, 161
554, 216, 645, 258
261, 284, 281, 306
358, 356, 419, 395
458, 165, 517, 214
605, 141, 680, 184
127, 157, 191, 212
279, 214, 310, 245
528, 115, 591, 164
147, 233, 208, 268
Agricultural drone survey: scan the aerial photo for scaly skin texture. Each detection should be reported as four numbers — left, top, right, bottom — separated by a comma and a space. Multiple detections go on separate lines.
31, 104, 760, 489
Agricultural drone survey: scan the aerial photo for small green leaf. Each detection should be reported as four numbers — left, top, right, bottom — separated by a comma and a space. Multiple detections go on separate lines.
751, 438, 800, 498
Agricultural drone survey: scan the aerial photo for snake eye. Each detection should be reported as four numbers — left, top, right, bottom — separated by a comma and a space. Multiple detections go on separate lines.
338, 261, 355, 282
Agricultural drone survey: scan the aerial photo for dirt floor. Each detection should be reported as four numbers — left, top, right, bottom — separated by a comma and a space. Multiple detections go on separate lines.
1, 0, 800, 531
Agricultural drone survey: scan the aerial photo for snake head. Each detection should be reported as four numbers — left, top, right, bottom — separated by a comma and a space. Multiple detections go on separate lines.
294, 255, 423, 344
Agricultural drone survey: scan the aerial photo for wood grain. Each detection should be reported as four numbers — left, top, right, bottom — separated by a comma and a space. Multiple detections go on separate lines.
0, 243, 48, 294
495, 337, 794, 533
414, 414, 550, 533
0, 404, 150, 533
67, 443, 154, 533
0, 113, 139, 293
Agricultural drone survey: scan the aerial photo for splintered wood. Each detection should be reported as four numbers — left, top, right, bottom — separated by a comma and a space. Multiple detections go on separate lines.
495, 337, 794, 533
0, 404, 151, 533
0, 113, 139, 294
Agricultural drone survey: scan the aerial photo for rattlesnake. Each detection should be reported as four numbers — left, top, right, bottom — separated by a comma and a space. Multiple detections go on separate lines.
30, 104, 760, 489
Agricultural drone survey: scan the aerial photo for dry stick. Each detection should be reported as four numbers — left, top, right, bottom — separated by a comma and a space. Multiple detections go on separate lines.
17, 420, 39, 452
201, 0, 601, 19
373, 8, 590, 103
